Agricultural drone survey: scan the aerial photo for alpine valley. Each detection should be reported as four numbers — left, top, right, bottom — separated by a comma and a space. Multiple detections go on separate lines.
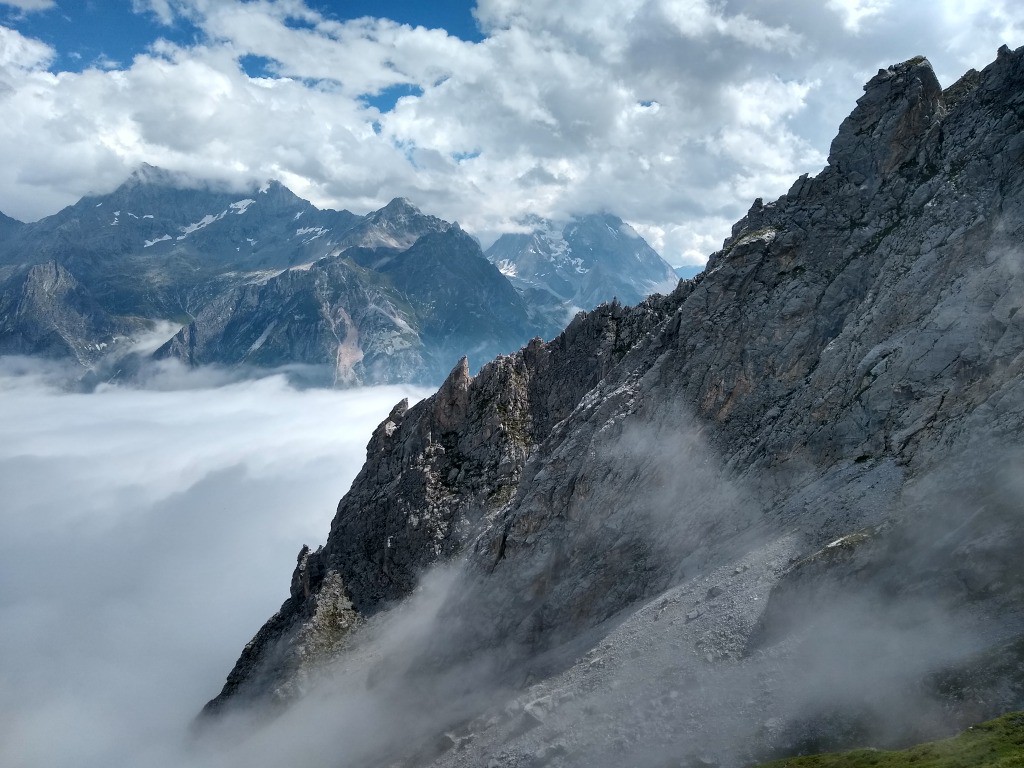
0, 166, 677, 386
194, 47, 1024, 768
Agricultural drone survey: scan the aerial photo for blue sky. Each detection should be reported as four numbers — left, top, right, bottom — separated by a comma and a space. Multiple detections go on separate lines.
1, 1, 1023, 264
1, 1, 482, 111
3, 1, 483, 72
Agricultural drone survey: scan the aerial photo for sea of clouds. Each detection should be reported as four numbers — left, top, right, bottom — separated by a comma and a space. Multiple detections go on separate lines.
0, 359, 428, 768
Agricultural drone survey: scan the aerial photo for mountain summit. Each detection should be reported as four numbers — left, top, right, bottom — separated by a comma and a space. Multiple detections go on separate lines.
486, 212, 678, 307
200, 47, 1024, 767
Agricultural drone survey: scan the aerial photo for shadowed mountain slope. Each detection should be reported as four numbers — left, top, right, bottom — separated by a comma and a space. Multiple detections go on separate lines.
200, 47, 1024, 767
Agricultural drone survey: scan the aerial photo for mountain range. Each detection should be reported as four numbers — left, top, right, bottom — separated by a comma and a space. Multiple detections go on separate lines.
0, 168, 678, 385
197, 46, 1024, 767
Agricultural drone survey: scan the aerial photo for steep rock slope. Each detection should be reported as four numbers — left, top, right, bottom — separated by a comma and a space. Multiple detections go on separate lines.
0, 211, 22, 239
201, 292, 679, 713
208, 47, 1024, 766
155, 255, 426, 385
0, 261, 142, 363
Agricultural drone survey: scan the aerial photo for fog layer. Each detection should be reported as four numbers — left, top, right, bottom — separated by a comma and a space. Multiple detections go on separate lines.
0, 361, 427, 768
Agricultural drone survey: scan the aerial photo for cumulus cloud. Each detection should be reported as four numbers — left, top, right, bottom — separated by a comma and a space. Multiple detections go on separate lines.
0, 362, 429, 768
0, 23, 52, 70
0, 1, 1022, 264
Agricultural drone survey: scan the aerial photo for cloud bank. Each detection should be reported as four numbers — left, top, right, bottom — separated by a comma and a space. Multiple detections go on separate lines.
0, 362, 428, 768
0, 1, 1023, 264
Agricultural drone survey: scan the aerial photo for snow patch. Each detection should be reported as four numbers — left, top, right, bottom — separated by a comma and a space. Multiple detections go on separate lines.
247, 320, 278, 354
230, 199, 255, 215
293, 210, 304, 220
144, 235, 172, 248
177, 211, 227, 240
143, 214, 154, 219
496, 259, 518, 278
295, 226, 327, 244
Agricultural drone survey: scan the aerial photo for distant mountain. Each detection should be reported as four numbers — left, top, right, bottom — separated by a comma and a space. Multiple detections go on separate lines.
0, 170, 548, 384
0, 166, 361, 320
674, 263, 703, 279
0, 169, 682, 385
0, 261, 142, 364
158, 227, 536, 384
486, 213, 678, 308
0, 211, 22, 239
334, 196, 453, 251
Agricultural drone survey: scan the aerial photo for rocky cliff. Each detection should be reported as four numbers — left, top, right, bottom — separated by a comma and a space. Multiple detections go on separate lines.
202, 48, 1024, 767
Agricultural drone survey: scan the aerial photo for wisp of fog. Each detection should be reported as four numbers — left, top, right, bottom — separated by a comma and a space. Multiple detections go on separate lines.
0, 359, 428, 768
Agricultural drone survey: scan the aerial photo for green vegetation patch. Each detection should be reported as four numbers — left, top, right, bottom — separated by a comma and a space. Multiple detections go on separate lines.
758, 712, 1024, 768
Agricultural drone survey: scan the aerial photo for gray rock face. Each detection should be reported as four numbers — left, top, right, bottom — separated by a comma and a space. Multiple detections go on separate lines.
336, 196, 453, 251
0, 211, 22, 239
0, 261, 141, 363
156, 227, 543, 385
155, 255, 428, 385
201, 293, 678, 713
486, 214, 679, 309
203, 47, 1024, 766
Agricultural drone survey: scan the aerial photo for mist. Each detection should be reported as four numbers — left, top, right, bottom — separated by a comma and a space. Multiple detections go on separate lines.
1, 351, 1017, 768
0, 359, 429, 768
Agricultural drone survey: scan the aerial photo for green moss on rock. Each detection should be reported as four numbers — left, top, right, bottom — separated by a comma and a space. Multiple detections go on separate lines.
758, 711, 1024, 768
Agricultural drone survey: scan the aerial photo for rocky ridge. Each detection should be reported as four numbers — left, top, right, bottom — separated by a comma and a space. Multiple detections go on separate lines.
202, 47, 1024, 767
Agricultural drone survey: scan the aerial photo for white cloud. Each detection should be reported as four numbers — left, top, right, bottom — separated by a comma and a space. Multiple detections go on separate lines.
0, 0, 54, 12
659, 0, 802, 51
0, 362, 429, 768
131, 0, 177, 26
0, 1, 1022, 265
827, 0, 892, 32
0, 23, 52, 71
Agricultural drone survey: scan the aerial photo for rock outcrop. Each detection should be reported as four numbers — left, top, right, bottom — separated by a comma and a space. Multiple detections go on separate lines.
203, 48, 1024, 767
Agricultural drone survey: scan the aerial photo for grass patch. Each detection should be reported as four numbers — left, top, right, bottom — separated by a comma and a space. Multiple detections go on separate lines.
757, 712, 1024, 767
